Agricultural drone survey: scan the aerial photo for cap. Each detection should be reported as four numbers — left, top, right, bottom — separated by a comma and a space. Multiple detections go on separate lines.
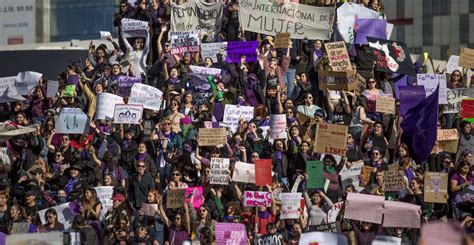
111, 193, 126, 202
68, 164, 82, 172
264, 36, 274, 46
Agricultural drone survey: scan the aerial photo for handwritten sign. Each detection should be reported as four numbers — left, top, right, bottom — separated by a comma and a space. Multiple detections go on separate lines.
128, 83, 163, 111
446, 55, 462, 73
142, 203, 159, 216
383, 201, 420, 228
344, 193, 385, 224
11, 222, 29, 234
215, 223, 248, 245
170, 31, 200, 55
96, 93, 124, 120
200, 42, 227, 63
116, 76, 141, 97
189, 65, 221, 77
424, 172, 448, 204
459, 47, 474, 68
270, 114, 287, 139
223, 104, 254, 132
210, 158, 230, 185
445, 88, 466, 114
314, 123, 348, 156
171, 0, 224, 35
360, 165, 374, 187
46, 80, 59, 98
339, 162, 363, 192
437, 129, 459, 153
166, 189, 185, 209
232, 161, 256, 184
226, 41, 259, 63
94, 186, 113, 220
383, 170, 404, 192
243, 191, 272, 207
375, 96, 396, 114
113, 104, 143, 124
328, 202, 343, 223
199, 128, 226, 146
274, 33, 291, 49
185, 186, 203, 209
121, 18, 148, 38
254, 159, 272, 186
325, 41, 352, 72
280, 193, 302, 219
55, 108, 88, 134
417, 74, 448, 104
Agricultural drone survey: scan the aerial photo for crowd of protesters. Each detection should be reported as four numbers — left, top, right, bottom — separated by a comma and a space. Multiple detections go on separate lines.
0, 0, 473, 244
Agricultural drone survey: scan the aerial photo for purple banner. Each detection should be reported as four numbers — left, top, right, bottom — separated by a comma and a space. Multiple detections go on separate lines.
215, 223, 248, 245
226, 41, 258, 63
116, 76, 141, 97
399, 85, 426, 117
354, 18, 387, 44
67, 74, 79, 85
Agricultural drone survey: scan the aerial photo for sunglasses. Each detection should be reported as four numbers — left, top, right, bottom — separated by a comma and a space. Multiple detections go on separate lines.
62, 138, 69, 141
173, 173, 181, 176
252, 155, 258, 158
368, 81, 376, 84
286, 111, 293, 114
372, 152, 380, 156
137, 165, 146, 168
199, 209, 208, 213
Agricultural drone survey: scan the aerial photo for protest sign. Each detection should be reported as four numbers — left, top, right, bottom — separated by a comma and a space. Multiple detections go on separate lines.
314, 123, 348, 156
63, 85, 75, 97
38, 202, 76, 229
461, 99, 474, 119
121, 18, 148, 38
100, 31, 112, 40
337, 2, 381, 44
354, 18, 387, 45
360, 165, 374, 187
367, 37, 415, 76
256, 233, 285, 245
417, 74, 448, 104
424, 172, 448, 204
239, 0, 333, 40
376, 96, 396, 114
383, 170, 404, 192
210, 158, 230, 185
166, 189, 185, 209
15, 71, 42, 95
318, 69, 358, 91
142, 203, 159, 216
312, 222, 341, 233
128, 83, 163, 110
46, 80, 59, 98
325, 41, 352, 72
232, 161, 256, 184
194, 91, 214, 106
6, 232, 63, 245
11, 222, 29, 234
185, 186, 204, 209
306, 161, 324, 189
383, 201, 421, 228
226, 41, 259, 63
189, 65, 222, 77
116, 76, 141, 97
96, 93, 123, 120
339, 162, 363, 192
274, 33, 291, 49
0, 77, 26, 103
243, 191, 272, 207
171, 0, 223, 36
372, 236, 402, 245
459, 47, 474, 68
94, 186, 113, 220
170, 31, 200, 54
446, 55, 462, 73
344, 193, 384, 224
216, 223, 247, 245
300, 231, 348, 245
445, 88, 466, 114
55, 108, 88, 134
328, 202, 344, 223
113, 104, 143, 124
280, 193, 302, 219
254, 159, 272, 186
199, 128, 226, 146
270, 114, 287, 139
437, 129, 459, 153
223, 104, 254, 131
200, 42, 227, 62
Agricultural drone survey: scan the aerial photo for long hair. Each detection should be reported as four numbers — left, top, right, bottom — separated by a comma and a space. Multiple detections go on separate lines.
193, 204, 212, 231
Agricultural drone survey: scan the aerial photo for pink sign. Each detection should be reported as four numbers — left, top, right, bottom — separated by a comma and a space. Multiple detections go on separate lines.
243, 191, 272, 207
185, 186, 203, 209
215, 223, 248, 245
344, 193, 385, 224
383, 201, 421, 228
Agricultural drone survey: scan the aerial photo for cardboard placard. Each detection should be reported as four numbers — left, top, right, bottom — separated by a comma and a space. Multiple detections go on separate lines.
325, 41, 352, 72
210, 158, 230, 185
166, 189, 185, 209
459, 47, 474, 68
424, 172, 448, 204
375, 96, 395, 114
314, 123, 348, 156
274, 33, 291, 49
11, 222, 29, 234
318, 69, 357, 91
254, 159, 272, 186
437, 129, 459, 153
360, 165, 374, 187
243, 191, 272, 207
170, 31, 200, 55
383, 170, 404, 192
198, 128, 226, 146
113, 104, 143, 124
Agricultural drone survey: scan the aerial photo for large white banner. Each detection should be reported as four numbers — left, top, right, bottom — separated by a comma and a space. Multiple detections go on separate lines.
239, 0, 333, 40
128, 83, 163, 111
0, 76, 26, 103
0, 0, 36, 45
171, 0, 223, 36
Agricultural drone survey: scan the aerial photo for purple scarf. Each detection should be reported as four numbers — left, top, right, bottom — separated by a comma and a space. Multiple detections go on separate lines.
404, 168, 416, 182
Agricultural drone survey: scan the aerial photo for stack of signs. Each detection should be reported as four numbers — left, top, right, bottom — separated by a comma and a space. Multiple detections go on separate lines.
121, 18, 148, 38
367, 37, 415, 76
55, 108, 89, 134
200, 42, 227, 62
113, 104, 143, 124
210, 158, 230, 185
170, 32, 200, 55
324, 41, 352, 72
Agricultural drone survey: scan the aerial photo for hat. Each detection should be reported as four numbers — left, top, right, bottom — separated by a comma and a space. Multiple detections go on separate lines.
111, 193, 126, 202
372, 146, 384, 154
68, 164, 82, 172
314, 110, 325, 118
264, 36, 274, 46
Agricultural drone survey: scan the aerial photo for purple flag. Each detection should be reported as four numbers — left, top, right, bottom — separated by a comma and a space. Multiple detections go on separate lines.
67, 74, 79, 85
354, 18, 387, 44
399, 85, 426, 117
401, 86, 439, 162
226, 41, 259, 63
116, 76, 141, 97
